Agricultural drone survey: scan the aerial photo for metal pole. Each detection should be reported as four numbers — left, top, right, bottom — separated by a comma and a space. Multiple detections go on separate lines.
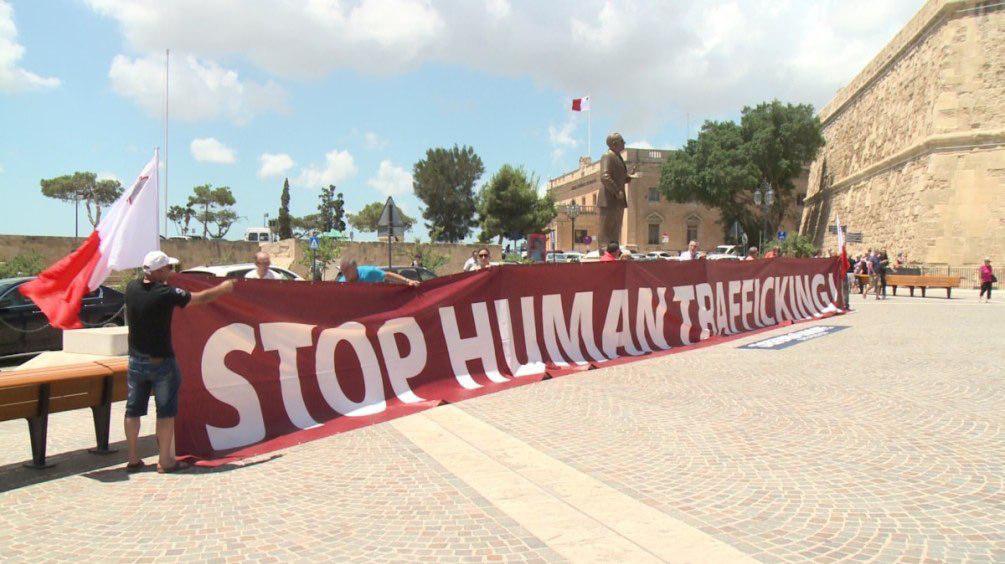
163, 48, 170, 238
571, 216, 576, 253
387, 205, 394, 269
74, 194, 79, 238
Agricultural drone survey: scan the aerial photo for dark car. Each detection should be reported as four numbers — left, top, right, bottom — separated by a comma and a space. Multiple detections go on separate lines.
384, 266, 438, 282
0, 277, 126, 359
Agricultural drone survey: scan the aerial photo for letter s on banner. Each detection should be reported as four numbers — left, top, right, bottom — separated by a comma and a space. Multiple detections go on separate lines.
202, 323, 266, 451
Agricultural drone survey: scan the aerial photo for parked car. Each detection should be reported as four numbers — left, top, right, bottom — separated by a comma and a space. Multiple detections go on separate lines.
0, 277, 126, 359
182, 264, 304, 280
645, 251, 678, 260
563, 251, 584, 263
706, 245, 742, 260
384, 266, 438, 282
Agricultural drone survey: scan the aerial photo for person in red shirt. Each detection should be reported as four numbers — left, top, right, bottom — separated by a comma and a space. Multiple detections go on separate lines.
600, 241, 622, 262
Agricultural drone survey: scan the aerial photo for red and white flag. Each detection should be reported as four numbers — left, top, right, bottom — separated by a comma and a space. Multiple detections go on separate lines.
571, 96, 590, 111
20, 152, 161, 329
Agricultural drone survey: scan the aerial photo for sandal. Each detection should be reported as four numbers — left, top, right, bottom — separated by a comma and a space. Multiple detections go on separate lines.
125, 460, 146, 473
157, 461, 191, 474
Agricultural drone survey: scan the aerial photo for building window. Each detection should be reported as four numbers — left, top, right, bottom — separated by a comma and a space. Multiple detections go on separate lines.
648, 223, 660, 245
592, 194, 597, 206
686, 217, 700, 244
648, 187, 660, 202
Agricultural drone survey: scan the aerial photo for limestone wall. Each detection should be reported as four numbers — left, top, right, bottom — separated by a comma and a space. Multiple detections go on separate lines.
801, 1, 1005, 266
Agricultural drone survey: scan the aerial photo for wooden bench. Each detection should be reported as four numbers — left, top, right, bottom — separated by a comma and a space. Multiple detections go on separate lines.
886, 274, 961, 298
0, 358, 127, 468
853, 274, 961, 298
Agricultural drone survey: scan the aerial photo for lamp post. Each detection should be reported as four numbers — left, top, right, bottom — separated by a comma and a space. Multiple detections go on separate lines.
566, 202, 581, 253
753, 181, 775, 250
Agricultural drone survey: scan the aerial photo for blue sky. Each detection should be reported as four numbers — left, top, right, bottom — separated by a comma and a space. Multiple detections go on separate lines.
0, 0, 922, 240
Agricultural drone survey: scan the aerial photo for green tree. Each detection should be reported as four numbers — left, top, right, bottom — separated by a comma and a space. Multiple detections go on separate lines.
317, 185, 346, 233
167, 204, 195, 236
40, 172, 124, 227
477, 165, 556, 244
0, 252, 46, 278
277, 178, 293, 239
410, 240, 449, 273
291, 213, 321, 237
348, 201, 416, 233
764, 233, 819, 258
298, 237, 344, 281
413, 145, 484, 242
187, 184, 238, 239
659, 100, 824, 242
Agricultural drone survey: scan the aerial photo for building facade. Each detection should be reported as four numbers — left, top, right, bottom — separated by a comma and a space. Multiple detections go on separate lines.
800, 0, 1005, 265
547, 148, 805, 254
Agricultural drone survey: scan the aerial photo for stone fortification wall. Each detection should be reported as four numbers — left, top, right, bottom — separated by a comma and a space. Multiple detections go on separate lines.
260, 239, 503, 279
801, 0, 1005, 265
0, 234, 259, 276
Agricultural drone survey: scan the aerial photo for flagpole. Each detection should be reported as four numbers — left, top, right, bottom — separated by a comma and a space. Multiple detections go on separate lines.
163, 48, 170, 237
587, 96, 592, 160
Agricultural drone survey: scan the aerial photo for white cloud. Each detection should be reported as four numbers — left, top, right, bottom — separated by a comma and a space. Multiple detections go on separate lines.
190, 137, 236, 164
367, 160, 413, 197
0, 163, 4, 173
258, 152, 295, 179
109, 53, 286, 124
86, 0, 924, 128
96, 171, 120, 183
363, 131, 388, 150
485, 0, 511, 20
627, 140, 654, 149
548, 115, 579, 161
0, 1, 60, 93
296, 149, 357, 188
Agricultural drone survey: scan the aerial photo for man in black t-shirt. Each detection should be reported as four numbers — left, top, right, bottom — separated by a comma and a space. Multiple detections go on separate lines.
124, 250, 234, 474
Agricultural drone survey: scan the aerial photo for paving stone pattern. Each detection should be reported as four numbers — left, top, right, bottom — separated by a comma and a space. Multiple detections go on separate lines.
0, 290, 1002, 562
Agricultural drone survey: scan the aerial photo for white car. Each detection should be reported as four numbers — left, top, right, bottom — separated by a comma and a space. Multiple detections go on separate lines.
645, 251, 677, 261
563, 251, 584, 263
182, 263, 304, 280
706, 245, 742, 260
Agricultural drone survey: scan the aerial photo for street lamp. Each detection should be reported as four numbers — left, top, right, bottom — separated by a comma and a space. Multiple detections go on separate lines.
753, 181, 774, 250
566, 202, 581, 253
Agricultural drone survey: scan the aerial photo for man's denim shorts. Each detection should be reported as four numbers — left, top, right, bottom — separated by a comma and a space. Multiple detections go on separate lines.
126, 355, 182, 419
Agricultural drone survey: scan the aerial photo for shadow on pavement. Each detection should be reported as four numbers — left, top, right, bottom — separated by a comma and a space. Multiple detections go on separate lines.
82, 454, 283, 483
0, 435, 157, 493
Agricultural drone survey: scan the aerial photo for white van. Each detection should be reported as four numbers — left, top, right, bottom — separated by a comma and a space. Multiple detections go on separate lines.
244, 227, 272, 243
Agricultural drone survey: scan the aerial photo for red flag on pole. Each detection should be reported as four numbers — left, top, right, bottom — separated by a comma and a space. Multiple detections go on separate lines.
571, 96, 590, 111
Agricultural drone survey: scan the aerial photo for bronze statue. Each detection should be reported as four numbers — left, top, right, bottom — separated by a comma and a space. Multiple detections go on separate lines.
597, 132, 630, 248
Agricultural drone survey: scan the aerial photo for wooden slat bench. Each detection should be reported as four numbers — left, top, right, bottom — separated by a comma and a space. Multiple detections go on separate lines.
0, 358, 127, 468
853, 274, 961, 298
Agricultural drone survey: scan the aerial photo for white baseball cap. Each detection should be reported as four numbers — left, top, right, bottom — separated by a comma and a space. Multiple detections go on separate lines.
142, 250, 180, 272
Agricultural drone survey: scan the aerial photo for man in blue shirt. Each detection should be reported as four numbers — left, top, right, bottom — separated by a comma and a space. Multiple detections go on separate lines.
337, 258, 419, 286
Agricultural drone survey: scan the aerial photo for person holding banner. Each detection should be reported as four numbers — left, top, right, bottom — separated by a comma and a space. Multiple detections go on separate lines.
473, 248, 492, 270
125, 251, 235, 474
337, 258, 419, 286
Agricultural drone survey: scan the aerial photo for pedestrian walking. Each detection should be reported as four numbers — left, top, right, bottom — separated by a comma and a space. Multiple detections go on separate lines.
124, 251, 235, 474
979, 257, 995, 302
878, 251, 890, 299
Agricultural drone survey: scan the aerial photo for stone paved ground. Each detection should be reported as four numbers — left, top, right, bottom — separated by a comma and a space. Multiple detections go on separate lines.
0, 289, 1002, 562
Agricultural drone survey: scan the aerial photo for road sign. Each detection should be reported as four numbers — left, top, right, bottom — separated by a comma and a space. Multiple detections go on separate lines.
777, 230, 787, 241
582, 235, 592, 245
308, 236, 319, 250
377, 196, 406, 239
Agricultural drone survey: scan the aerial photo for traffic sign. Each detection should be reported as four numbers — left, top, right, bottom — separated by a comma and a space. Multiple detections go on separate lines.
308, 236, 320, 250
377, 196, 406, 239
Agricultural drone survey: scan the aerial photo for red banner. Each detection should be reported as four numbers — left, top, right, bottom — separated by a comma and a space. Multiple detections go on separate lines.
171, 258, 844, 461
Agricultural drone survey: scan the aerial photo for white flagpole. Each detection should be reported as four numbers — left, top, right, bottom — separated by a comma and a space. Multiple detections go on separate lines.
587, 96, 592, 159
163, 48, 170, 237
